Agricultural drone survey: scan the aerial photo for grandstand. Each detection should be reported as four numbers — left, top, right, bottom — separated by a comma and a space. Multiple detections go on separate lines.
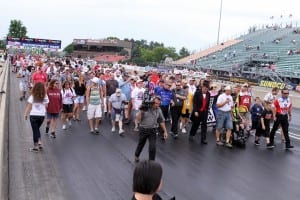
72, 38, 132, 63
178, 27, 300, 84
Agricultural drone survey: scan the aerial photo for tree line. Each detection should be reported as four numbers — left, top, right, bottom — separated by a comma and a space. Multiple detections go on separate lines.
1, 19, 191, 66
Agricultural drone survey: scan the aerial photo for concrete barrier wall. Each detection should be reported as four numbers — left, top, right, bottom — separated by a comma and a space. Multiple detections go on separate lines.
0, 61, 9, 199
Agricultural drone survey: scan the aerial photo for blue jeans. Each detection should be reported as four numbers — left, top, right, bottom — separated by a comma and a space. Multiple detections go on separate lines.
30, 116, 45, 144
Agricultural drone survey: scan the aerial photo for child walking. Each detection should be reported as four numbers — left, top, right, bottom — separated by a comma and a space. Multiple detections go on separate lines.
254, 101, 273, 147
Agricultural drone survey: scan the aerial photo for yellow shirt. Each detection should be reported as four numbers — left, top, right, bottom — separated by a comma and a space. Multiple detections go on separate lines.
182, 92, 193, 114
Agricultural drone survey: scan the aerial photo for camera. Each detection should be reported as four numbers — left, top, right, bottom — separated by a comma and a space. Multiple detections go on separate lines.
139, 88, 154, 111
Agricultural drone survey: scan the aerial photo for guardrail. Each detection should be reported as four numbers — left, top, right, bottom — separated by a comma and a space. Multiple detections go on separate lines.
0, 60, 9, 199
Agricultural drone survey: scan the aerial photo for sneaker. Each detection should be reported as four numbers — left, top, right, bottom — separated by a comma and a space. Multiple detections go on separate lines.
216, 141, 224, 146
90, 130, 95, 134
134, 156, 140, 163
95, 128, 100, 134
68, 120, 72, 127
82, 106, 86, 111
286, 145, 294, 149
173, 133, 178, 139
254, 140, 260, 146
182, 128, 187, 134
119, 129, 125, 135
134, 127, 139, 132
50, 132, 56, 138
225, 143, 233, 148
62, 124, 67, 130
267, 143, 275, 149
111, 127, 116, 132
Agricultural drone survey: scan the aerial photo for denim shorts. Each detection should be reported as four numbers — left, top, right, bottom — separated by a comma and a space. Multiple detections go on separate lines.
216, 110, 233, 130
111, 108, 123, 121
74, 96, 85, 104
47, 113, 60, 119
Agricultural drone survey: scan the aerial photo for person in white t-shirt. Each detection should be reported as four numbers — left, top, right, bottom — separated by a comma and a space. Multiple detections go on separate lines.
24, 82, 49, 152
263, 87, 279, 106
131, 80, 145, 131
215, 85, 234, 148
187, 78, 197, 95
61, 81, 76, 130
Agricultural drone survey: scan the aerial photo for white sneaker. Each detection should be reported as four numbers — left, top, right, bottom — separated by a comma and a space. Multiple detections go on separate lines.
111, 127, 116, 132
62, 124, 67, 130
82, 106, 86, 111
119, 129, 125, 135
182, 128, 187, 134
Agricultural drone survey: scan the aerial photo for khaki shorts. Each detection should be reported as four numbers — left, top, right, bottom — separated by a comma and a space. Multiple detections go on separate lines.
87, 104, 102, 120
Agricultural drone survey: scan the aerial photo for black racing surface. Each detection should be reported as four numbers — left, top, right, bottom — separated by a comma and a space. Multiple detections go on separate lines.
9, 72, 300, 200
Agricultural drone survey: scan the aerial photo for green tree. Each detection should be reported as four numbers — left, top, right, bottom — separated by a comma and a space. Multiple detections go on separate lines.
7, 19, 27, 38
63, 43, 74, 54
107, 36, 119, 40
179, 47, 190, 58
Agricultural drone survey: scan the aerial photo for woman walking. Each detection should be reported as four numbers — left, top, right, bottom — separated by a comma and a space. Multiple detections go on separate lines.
45, 79, 62, 138
61, 81, 76, 130
73, 74, 86, 121
24, 82, 49, 152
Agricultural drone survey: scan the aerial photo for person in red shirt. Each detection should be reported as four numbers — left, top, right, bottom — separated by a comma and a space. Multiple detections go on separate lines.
189, 82, 211, 144
45, 79, 62, 138
32, 66, 47, 85
269, 88, 294, 149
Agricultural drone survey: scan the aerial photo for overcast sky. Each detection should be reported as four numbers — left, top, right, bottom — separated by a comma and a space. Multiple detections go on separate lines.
1, 0, 299, 52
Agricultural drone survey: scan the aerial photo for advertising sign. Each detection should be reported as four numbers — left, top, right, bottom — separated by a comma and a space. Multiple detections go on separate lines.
6, 36, 61, 49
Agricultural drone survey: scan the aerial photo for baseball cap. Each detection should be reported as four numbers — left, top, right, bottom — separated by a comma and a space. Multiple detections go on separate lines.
91, 77, 99, 84
224, 85, 231, 90
242, 83, 249, 87
116, 88, 122, 96
211, 83, 217, 87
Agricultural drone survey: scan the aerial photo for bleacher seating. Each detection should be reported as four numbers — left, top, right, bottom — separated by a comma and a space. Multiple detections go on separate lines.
177, 27, 300, 79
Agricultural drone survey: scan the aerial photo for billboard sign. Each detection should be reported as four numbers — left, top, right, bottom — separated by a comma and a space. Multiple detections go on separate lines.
6, 36, 61, 49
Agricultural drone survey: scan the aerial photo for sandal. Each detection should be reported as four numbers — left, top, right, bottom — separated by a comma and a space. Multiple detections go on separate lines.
30, 147, 39, 153
38, 144, 43, 150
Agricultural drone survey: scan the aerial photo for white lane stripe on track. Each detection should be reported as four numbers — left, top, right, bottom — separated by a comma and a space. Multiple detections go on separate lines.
275, 131, 300, 140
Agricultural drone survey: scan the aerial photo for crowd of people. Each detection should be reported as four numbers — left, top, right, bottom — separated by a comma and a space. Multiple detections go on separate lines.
11, 53, 295, 157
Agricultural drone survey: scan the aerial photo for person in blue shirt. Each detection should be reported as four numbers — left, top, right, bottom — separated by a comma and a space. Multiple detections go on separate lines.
119, 73, 131, 123
155, 81, 173, 140
154, 80, 164, 96
156, 81, 173, 120
250, 97, 264, 133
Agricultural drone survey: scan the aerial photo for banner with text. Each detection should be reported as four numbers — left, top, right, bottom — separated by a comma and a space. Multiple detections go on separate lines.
259, 80, 286, 89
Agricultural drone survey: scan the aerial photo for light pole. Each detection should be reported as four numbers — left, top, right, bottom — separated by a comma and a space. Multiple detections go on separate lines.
217, 0, 223, 45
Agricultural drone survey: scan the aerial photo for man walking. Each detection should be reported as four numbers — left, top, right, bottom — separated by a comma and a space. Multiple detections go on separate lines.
134, 97, 168, 161
268, 88, 294, 149
189, 82, 211, 144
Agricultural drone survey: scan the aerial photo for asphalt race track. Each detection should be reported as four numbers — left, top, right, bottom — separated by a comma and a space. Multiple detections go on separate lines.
8, 72, 300, 200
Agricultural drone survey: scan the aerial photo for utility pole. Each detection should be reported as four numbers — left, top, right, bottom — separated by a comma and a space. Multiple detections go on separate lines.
217, 0, 223, 45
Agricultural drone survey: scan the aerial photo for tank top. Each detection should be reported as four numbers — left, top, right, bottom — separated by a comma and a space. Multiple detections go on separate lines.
89, 86, 101, 105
